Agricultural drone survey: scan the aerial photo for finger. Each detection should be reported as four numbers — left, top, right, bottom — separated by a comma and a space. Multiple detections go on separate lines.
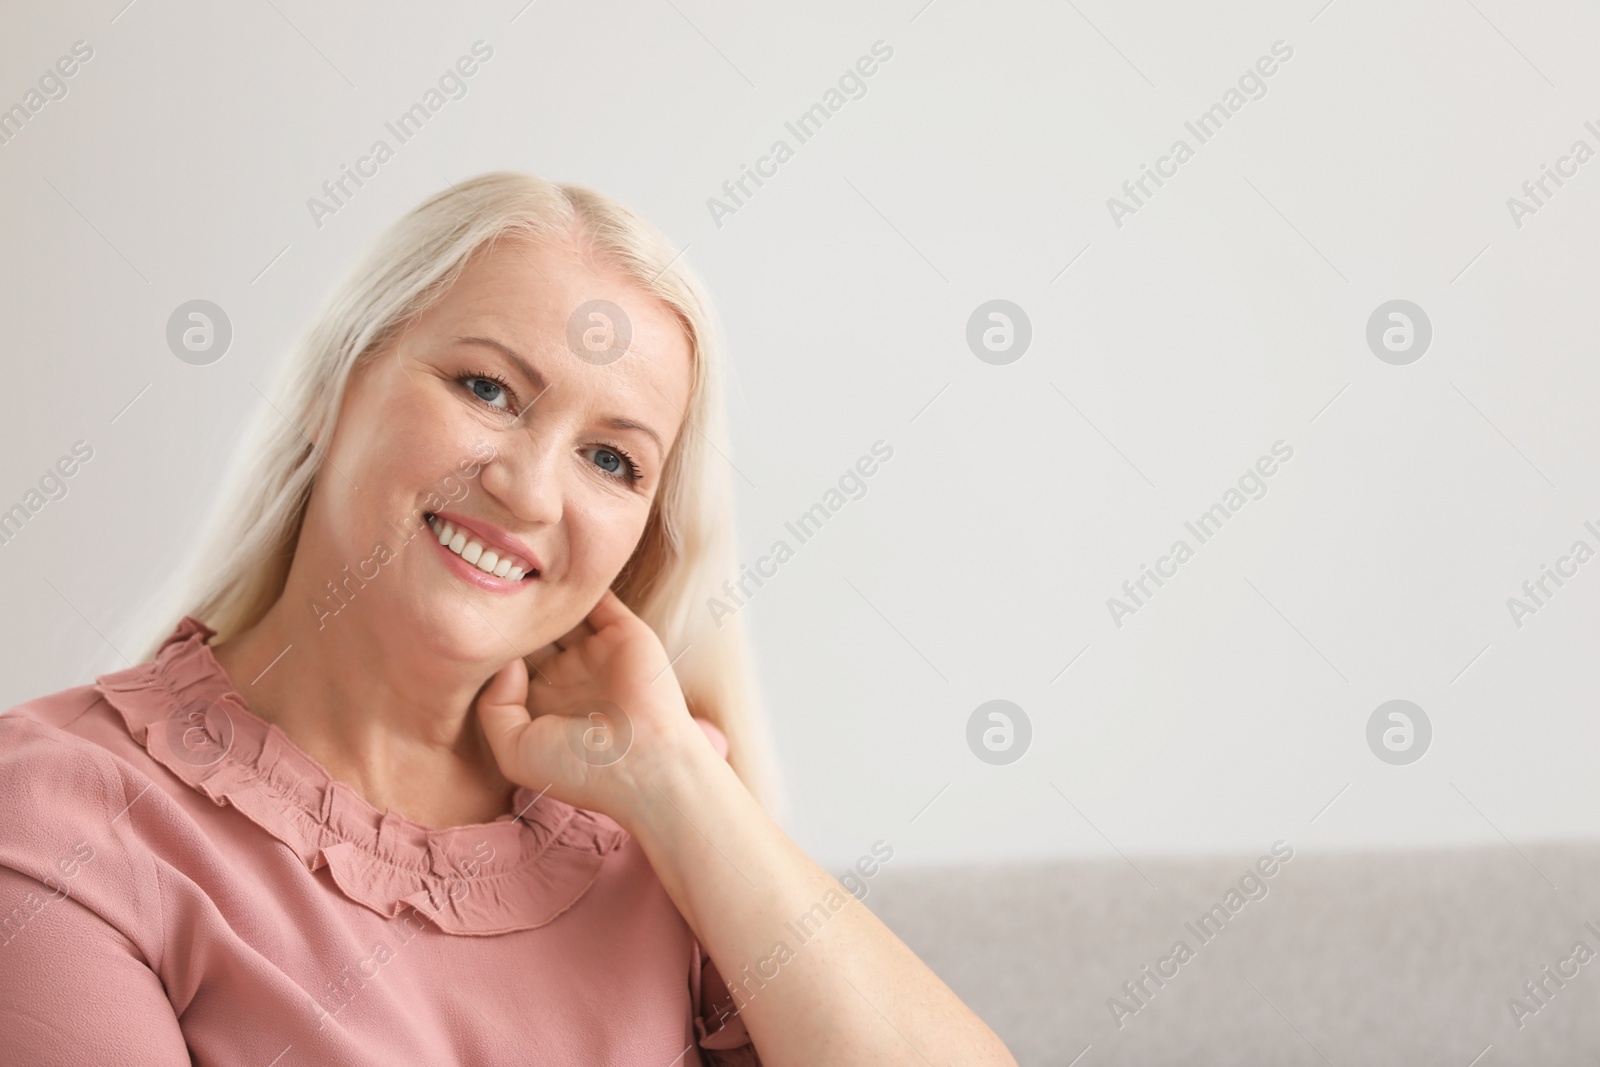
522, 595, 622, 682
584, 587, 635, 632
475, 657, 533, 762
556, 613, 599, 646
522, 659, 554, 689
523, 640, 562, 678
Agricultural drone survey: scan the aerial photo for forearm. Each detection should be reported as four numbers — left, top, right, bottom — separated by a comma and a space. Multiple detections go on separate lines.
621, 748, 1016, 1067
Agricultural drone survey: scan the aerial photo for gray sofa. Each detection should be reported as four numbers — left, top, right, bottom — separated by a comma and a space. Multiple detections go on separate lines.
863, 844, 1600, 1066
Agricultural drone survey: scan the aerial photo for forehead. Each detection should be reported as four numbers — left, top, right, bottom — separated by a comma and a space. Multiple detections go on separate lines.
416, 234, 694, 436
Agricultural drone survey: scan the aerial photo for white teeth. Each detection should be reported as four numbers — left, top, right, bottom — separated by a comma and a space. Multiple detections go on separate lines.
426, 515, 534, 580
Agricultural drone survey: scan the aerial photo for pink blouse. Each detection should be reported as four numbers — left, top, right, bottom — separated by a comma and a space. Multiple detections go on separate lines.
0, 616, 760, 1065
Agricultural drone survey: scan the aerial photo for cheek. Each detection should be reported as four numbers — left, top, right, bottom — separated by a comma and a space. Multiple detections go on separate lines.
561, 502, 651, 581
344, 380, 479, 489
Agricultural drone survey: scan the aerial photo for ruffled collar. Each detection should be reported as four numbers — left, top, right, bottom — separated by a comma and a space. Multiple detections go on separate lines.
93, 616, 627, 936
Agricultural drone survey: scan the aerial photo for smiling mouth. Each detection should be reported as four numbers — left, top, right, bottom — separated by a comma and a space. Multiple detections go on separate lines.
425, 513, 539, 580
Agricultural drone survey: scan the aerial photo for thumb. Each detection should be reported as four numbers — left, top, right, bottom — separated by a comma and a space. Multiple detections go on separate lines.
475, 657, 532, 765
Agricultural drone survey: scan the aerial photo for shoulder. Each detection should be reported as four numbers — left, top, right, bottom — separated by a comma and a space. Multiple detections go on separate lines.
2, 679, 104, 732
0, 683, 172, 877
0, 684, 172, 958
0, 683, 155, 816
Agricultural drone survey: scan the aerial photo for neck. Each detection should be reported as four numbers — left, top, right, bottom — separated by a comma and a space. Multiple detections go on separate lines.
210, 591, 517, 830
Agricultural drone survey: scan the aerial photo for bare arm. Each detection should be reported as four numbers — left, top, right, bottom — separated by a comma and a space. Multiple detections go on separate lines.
625, 738, 1015, 1067
475, 589, 1016, 1066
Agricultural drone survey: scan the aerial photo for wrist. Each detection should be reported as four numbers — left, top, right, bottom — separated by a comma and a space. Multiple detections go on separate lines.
614, 723, 745, 849
615, 734, 763, 936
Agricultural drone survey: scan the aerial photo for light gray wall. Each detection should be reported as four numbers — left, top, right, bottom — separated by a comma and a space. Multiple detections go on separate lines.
1, 1, 1596, 873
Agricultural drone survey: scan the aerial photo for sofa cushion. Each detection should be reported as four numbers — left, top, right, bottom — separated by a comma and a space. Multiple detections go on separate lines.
863, 845, 1600, 1065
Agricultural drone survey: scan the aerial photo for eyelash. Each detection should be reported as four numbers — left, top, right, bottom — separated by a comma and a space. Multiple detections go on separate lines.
456, 370, 644, 485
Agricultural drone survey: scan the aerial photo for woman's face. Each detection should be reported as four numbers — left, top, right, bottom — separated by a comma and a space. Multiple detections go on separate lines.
298, 234, 693, 667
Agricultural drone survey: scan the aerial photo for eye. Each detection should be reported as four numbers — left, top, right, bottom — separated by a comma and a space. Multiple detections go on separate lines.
459, 372, 516, 412
590, 444, 643, 484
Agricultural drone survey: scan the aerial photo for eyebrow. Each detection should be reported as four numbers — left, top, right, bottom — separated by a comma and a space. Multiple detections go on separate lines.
452, 334, 666, 455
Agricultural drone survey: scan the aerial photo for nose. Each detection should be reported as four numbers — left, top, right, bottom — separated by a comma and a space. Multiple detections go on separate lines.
478, 430, 564, 529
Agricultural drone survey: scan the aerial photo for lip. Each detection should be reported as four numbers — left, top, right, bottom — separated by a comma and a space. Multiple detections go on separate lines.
427, 533, 532, 593
426, 509, 544, 578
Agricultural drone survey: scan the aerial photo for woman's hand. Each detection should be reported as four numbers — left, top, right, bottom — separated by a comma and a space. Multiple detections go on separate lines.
473, 588, 710, 824
479, 588, 1019, 1065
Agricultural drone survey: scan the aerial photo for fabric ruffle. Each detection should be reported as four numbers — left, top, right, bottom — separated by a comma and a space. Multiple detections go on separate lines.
94, 616, 628, 936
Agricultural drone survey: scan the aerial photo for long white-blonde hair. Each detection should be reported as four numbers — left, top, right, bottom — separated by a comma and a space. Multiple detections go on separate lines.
123, 171, 780, 814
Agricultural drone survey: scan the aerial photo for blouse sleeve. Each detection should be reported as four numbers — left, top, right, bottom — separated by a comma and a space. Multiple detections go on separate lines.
690, 937, 762, 1066
0, 708, 190, 1065
0, 860, 189, 1064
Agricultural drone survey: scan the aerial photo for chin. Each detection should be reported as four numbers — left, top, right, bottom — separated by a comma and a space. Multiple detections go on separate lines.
341, 590, 504, 667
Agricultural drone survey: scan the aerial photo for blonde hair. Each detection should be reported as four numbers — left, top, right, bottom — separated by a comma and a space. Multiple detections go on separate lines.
125, 171, 781, 814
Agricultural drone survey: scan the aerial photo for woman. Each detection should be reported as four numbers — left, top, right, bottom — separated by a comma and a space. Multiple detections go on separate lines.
0, 172, 1015, 1065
